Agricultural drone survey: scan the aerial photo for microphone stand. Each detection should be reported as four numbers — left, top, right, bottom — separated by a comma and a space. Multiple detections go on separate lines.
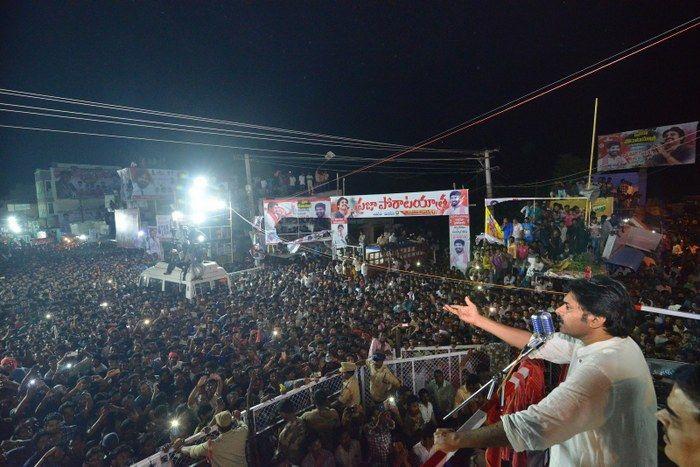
443, 335, 548, 420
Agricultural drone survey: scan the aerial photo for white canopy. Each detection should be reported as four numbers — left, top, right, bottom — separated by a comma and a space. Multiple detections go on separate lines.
138, 261, 231, 299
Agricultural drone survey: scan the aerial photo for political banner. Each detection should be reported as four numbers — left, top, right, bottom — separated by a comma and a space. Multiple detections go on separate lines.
52, 166, 121, 199
115, 209, 140, 249
330, 189, 469, 219
597, 121, 697, 172
118, 168, 186, 201
262, 197, 331, 244
558, 197, 614, 218
156, 215, 173, 239
331, 219, 348, 248
449, 215, 470, 272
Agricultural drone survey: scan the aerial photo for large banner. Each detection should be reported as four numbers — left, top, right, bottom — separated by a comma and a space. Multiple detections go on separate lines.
156, 215, 173, 239
51, 166, 120, 199
118, 168, 186, 201
330, 189, 469, 218
262, 197, 331, 244
449, 215, 471, 272
115, 209, 140, 249
597, 121, 697, 172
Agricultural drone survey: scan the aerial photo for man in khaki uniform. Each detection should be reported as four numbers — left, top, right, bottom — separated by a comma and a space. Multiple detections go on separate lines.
369, 352, 401, 403
174, 410, 248, 466
276, 399, 307, 465
301, 389, 340, 448
338, 361, 362, 409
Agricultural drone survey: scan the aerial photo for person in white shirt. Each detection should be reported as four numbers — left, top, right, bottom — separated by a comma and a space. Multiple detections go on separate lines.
360, 261, 369, 278
413, 427, 437, 464
437, 276, 657, 467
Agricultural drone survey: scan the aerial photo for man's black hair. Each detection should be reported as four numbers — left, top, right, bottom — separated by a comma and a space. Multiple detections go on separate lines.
568, 276, 634, 337
454, 239, 465, 246
662, 126, 685, 142
449, 190, 460, 197
671, 364, 700, 417
279, 399, 296, 414
314, 203, 325, 210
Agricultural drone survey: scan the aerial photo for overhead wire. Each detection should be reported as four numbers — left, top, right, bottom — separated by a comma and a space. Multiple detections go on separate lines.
0, 90, 478, 155
0, 102, 481, 156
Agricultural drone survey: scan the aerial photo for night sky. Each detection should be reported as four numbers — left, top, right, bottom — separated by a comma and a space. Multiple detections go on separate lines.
1, 2, 698, 203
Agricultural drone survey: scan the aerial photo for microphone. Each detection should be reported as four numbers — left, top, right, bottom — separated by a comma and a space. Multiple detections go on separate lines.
528, 311, 556, 349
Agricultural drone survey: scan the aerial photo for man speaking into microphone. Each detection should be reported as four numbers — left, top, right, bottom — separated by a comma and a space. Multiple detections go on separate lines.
438, 276, 657, 466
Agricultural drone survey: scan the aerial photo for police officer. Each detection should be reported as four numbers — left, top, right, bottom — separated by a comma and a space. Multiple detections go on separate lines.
368, 353, 401, 404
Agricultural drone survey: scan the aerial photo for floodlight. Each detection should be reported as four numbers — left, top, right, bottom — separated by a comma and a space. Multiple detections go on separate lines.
197, 234, 206, 243
193, 176, 208, 188
137, 230, 145, 238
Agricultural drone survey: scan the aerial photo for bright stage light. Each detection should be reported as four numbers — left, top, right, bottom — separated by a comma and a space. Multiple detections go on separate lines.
171, 211, 185, 222
170, 419, 180, 428
193, 176, 208, 188
206, 197, 226, 211
197, 234, 206, 243
7, 216, 22, 234
137, 230, 145, 238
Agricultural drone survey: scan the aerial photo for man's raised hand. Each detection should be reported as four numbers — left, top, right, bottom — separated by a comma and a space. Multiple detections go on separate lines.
443, 297, 483, 325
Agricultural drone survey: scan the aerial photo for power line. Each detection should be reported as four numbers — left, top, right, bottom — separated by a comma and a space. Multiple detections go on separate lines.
0, 90, 479, 155
0, 102, 482, 156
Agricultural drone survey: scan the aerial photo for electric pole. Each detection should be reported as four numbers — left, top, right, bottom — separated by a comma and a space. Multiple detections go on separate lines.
481, 149, 498, 199
243, 154, 255, 219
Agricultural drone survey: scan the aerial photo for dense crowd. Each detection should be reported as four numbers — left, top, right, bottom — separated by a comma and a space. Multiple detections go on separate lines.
0, 225, 697, 465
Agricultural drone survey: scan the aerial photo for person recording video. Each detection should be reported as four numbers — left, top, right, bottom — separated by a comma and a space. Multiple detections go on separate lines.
436, 276, 657, 466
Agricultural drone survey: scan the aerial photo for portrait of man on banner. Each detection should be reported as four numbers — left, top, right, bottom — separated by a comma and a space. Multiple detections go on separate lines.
443, 190, 469, 215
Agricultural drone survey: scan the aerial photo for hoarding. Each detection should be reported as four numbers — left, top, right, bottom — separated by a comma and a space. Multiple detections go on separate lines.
597, 121, 697, 172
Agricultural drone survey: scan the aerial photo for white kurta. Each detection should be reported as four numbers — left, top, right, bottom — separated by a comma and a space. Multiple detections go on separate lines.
501, 333, 657, 467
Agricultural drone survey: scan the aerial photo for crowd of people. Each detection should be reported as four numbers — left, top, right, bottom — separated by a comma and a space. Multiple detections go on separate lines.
0, 216, 697, 465
253, 169, 333, 199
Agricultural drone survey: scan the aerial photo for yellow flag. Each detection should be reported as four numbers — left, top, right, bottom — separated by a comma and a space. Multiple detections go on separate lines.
485, 206, 504, 241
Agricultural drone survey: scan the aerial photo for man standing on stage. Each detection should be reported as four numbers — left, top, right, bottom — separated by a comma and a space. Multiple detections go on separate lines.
437, 276, 657, 466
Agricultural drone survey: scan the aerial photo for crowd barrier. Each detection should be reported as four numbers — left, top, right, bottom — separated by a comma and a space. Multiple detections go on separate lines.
132, 345, 509, 466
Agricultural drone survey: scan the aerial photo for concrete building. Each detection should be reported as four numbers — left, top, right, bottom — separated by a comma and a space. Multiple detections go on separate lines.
35, 163, 121, 230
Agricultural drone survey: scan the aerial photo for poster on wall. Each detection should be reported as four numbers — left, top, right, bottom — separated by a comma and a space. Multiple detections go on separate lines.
118, 168, 186, 201
597, 121, 697, 172
330, 189, 469, 218
449, 215, 471, 272
115, 209, 140, 248
331, 219, 348, 248
51, 166, 121, 200
262, 197, 331, 244
145, 227, 162, 257
155, 215, 173, 239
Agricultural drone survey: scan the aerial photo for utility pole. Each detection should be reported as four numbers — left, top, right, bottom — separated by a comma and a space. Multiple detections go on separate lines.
482, 149, 498, 199
243, 154, 255, 220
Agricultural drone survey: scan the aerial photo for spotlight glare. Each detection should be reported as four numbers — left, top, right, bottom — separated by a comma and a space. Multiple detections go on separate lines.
416, 261, 421, 267
191, 212, 206, 225
137, 230, 145, 238
170, 419, 180, 428
193, 176, 208, 188
66, 363, 73, 369
197, 234, 206, 243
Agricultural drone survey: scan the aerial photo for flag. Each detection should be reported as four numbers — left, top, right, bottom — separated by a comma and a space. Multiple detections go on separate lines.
485, 206, 504, 243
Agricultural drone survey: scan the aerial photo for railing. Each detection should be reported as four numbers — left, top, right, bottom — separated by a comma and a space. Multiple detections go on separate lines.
400, 344, 483, 358
132, 346, 508, 467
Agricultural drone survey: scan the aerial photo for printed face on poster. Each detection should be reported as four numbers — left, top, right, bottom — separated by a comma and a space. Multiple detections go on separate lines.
262, 197, 331, 244
597, 121, 697, 172
331, 220, 348, 247
330, 189, 468, 218
449, 215, 470, 272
